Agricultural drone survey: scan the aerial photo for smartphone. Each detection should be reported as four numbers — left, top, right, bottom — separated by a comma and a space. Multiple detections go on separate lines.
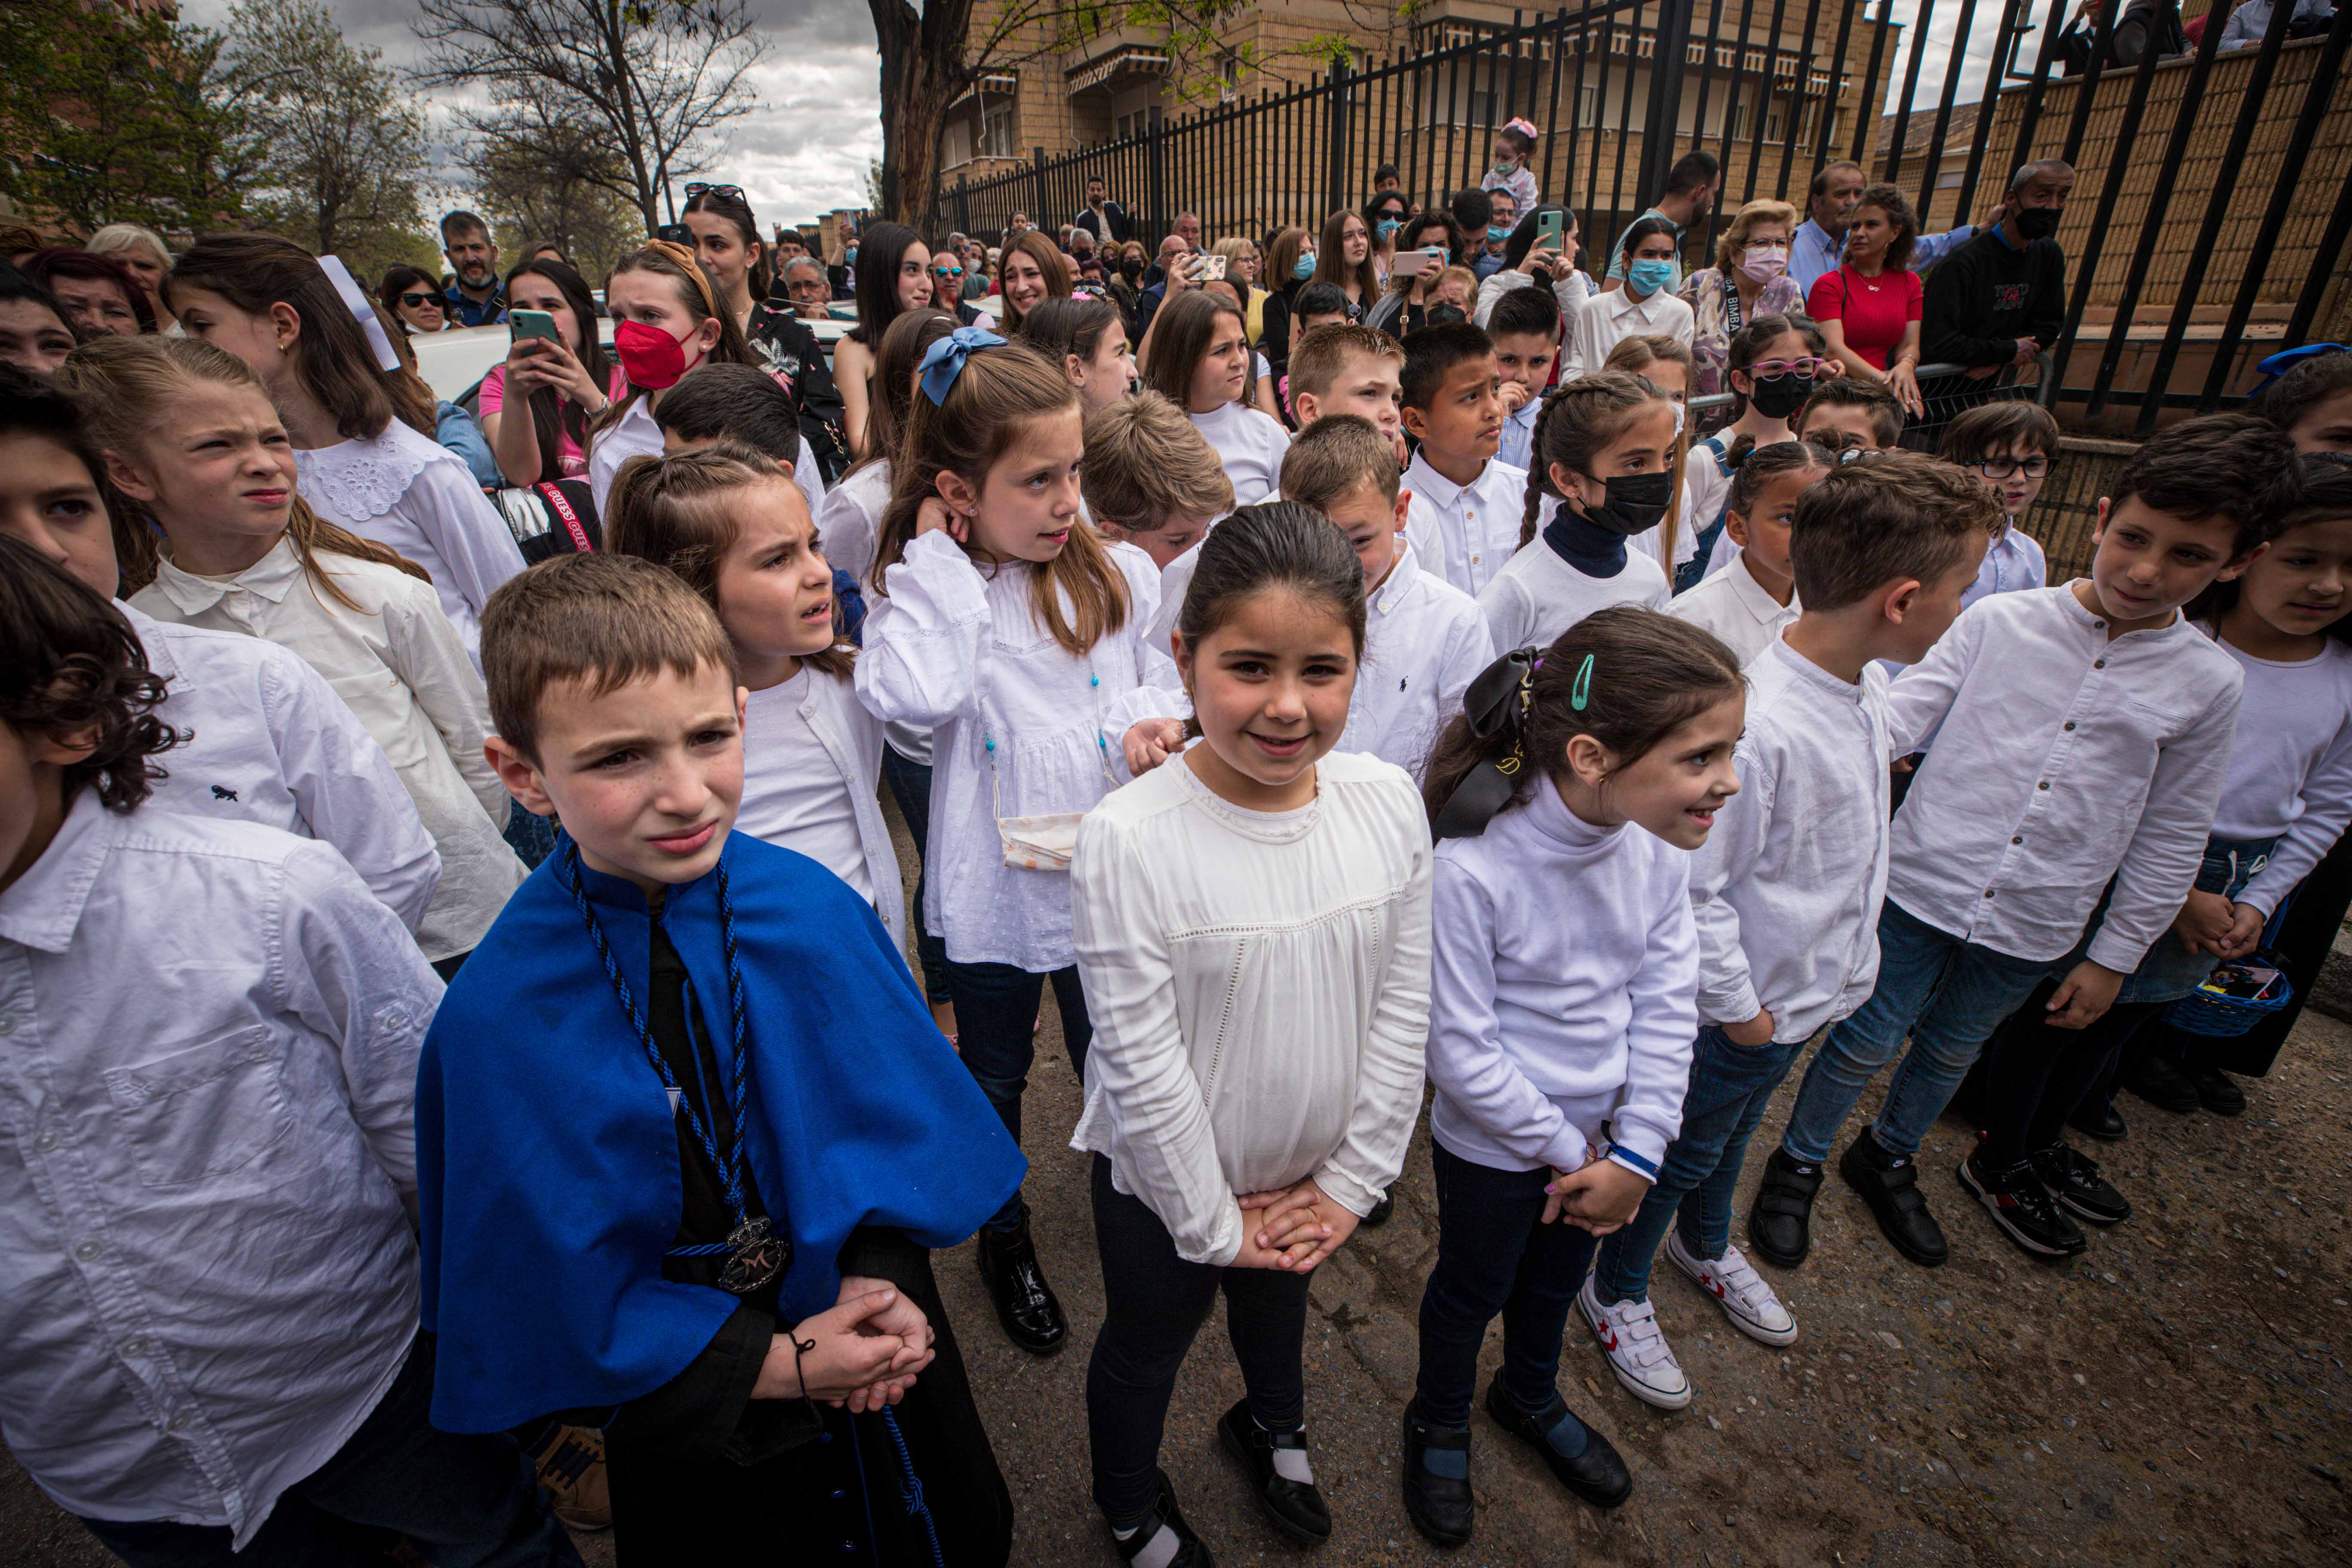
1393, 247, 1444, 278
509, 309, 560, 344
1198, 252, 1227, 282
654, 222, 691, 246
1535, 210, 1566, 252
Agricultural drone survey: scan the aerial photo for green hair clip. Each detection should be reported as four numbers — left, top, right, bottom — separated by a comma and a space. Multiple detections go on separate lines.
1571, 653, 1595, 712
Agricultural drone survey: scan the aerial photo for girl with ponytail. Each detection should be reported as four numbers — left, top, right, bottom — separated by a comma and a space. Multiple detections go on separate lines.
65, 334, 525, 970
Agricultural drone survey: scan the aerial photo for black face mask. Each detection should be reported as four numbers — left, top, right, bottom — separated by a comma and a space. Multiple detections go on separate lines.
1120, 257, 1143, 280
1749, 374, 1814, 420
1573, 469, 1675, 536
2014, 206, 2061, 242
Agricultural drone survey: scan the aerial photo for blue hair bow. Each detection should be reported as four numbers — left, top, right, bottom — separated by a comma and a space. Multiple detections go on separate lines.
2251, 343, 2349, 397
919, 325, 1008, 405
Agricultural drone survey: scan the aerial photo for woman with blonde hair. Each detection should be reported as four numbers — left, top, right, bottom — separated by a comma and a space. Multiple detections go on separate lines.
1678, 198, 1805, 424
1211, 235, 1268, 347
86, 222, 175, 328
1260, 224, 1314, 382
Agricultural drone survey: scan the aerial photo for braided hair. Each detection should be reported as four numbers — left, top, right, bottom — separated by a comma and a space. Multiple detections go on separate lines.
1518, 371, 1672, 545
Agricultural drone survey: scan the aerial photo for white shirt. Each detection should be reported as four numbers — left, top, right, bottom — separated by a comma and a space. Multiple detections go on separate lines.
1343, 541, 1495, 775
816, 459, 892, 590
1966, 524, 2048, 611
588, 397, 826, 532
133, 540, 527, 962
1189, 401, 1292, 506
1473, 268, 1592, 330
0, 796, 437, 1547
737, 666, 906, 947
293, 420, 526, 666
1403, 452, 1529, 598
1070, 752, 1432, 1265
1887, 585, 2243, 971
1689, 636, 1894, 1041
120, 601, 440, 934
1427, 772, 1698, 1177
1496, 396, 1540, 474
1667, 550, 1801, 666
1564, 284, 1695, 380
1476, 533, 1672, 654
855, 530, 1164, 971
2212, 637, 2352, 917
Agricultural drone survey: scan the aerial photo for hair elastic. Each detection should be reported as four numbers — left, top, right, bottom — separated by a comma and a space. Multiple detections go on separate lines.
917, 325, 1007, 404
314, 255, 402, 374
1571, 653, 1594, 712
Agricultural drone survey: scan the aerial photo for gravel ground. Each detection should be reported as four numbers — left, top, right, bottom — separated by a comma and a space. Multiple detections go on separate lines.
11, 808, 2349, 1567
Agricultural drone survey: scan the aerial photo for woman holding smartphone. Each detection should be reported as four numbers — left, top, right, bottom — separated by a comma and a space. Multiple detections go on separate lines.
480, 258, 624, 487
1366, 213, 1463, 337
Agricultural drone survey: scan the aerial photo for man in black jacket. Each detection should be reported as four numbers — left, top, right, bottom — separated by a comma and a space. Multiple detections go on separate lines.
1072, 175, 1132, 246
1918, 159, 2074, 417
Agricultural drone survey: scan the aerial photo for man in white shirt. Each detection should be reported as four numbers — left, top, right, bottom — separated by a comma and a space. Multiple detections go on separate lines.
1578, 455, 1998, 1412
1766, 416, 2297, 1272
1400, 322, 1525, 598
0, 542, 574, 1566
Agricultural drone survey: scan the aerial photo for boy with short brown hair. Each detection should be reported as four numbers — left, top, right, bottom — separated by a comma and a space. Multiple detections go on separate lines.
1796, 376, 1904, 454
1939, 400, 2061, 610
1081, 389, 1235, 570
1287, 324, 1407, 453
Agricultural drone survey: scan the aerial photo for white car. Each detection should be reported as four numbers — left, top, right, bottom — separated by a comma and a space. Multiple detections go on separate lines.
410, 311, 854, 404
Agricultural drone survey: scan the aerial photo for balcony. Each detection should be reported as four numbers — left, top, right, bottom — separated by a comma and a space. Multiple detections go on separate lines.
1064, 24, 1174, 97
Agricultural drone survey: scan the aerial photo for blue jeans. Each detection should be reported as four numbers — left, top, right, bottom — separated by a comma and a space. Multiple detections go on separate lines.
1595, 1027, 1805, 1302
878, 746, 951, 1007
944, 957, 1092, 1232
77, 1333, 577, 1568
1413, 1142, 1601, 1429
1779, 899, 2052, 1165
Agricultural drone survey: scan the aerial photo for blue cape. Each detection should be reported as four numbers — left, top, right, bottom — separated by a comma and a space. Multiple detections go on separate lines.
415, 830, 1026, 1434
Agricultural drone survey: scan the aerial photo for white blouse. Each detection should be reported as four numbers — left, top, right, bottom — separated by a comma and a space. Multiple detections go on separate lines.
737, 664, 907, 949
1071, 751, 1433, 1265
1564, 284, 1697, 380
855, 530, 1164, 971
133, 539, 527, 962
1189, 400, 1292, 507
292, 420, 526, 665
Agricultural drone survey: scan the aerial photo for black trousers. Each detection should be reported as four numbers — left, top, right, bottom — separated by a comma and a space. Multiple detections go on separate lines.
1084, 1156, 1312, 1522
1975, 984, 2164, 1169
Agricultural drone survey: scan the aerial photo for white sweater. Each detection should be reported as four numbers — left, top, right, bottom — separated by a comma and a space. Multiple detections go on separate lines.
2212, 636, 2352, 917
1190, 401, 1291, 507
855, 530, 1163, 971
1071, 752, 1433, 1265
1427, 772, 1698, 1177
1476, 533, 1671, 654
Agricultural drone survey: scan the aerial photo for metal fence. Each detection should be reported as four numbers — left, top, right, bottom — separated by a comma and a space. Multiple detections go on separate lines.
929, 0, 2352, 432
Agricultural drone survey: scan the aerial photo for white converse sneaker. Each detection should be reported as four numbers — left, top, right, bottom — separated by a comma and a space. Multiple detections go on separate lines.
1575, 1274, 1692, 1409
1667, 1233, 1799, 1347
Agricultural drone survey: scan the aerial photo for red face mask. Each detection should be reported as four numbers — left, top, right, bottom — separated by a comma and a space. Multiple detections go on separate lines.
613, 318, 697, 390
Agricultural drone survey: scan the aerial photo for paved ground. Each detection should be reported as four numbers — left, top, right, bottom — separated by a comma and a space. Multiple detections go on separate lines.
10, 805, 2349, 1566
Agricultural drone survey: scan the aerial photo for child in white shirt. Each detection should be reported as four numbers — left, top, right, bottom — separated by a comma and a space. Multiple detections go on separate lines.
1072, 504, 1430, 1563
856, 330, 1165, 1359
606, 443, 906, 948
1403, 606, 1744, 1550
1478, 371, 1673, 652
74, 335, 526, 971
1488, 284, 1561, 474
1766, 415, 2293, 1272
1142, 290, 1291, 502
1401, 322, 1525, 597
1585, 455, 2000, 1412
165, 235, 527, 663
1082, 389, 1234, 575
1668, 440, 1828, 664
0, 547, 570, 1567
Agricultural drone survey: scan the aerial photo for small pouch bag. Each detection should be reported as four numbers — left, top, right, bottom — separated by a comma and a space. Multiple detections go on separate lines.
984, 676, 1115, 873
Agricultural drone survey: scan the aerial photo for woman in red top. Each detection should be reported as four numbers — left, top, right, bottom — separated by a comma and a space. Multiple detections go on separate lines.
1807, 184, 1925, 416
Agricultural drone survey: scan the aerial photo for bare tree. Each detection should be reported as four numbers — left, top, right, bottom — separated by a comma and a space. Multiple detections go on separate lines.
411, 0, 768, 231
456, 102, 646, 278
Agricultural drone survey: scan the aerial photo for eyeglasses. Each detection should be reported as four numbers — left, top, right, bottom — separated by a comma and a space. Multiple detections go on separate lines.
1749, 357, 1823, 381
683, 182, 745, 202
397, 292, 438, 309
786, 278, 829, 295
1972, 456, 2053, 479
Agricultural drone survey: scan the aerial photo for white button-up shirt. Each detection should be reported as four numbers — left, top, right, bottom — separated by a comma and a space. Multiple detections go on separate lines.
0, 795, 438, 1546
1887, 585, 2243, 971
1689, 636, 1895, 1040
1339, 541, 1496, 774
1563, 283, 1696, 380
121, 602, 440, 934
1496, 396, 1540, 474
1404, 452, 1529, 599
1667, 551, 1801, 667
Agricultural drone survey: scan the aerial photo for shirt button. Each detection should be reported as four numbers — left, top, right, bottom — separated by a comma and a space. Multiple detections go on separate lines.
33, 1130, 57, 1152
74, 1240, 101, 1262
2037, 781, 2050, 790
2094, 659, 2106, 669
2063, 721, 2076, 731
121, 1338, 148, 1358
0, 1013, 16, 1036
2012, 836, 2024, 845
1984, 889, 1997, 898
166, 1410, 191, 1433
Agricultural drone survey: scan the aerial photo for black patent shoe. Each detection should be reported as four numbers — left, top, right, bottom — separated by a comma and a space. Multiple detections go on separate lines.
2123, 1054, 2202, 1114
1840, 1133, 1948, 1268
1400, 1401, 1474, 1549
2070, 1099, 2128, 1142
1747, 1146, 1825, 1268
1216, 1398, 1330, 1545
1482, 1375, 1632, 1509
2190, 1065, 2247, 1117
2030, 1142, 2131, 1226
974, 1218, 1067, 1356
1109, 1470, 1215, 1567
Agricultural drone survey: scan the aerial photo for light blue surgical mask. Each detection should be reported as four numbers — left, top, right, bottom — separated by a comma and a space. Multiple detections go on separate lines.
1293, 253, 1317, 281
1627, 257, 1676, 296
1375, 217, 1400, 239
1488, 224, 1511, 243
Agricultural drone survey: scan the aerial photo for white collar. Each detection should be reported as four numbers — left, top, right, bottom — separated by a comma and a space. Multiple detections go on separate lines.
147, 536, 306, 617
1725, 553, 1797, 626
1369, 539, 1422, 616
1406, 450, 1481, 509
0, 788, 119, 955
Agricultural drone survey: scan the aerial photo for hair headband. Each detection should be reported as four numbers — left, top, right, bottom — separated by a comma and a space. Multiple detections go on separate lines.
917, 325, 1007, 404
315, 255, 402, 374
2252, 343, 2349, 397
1504, 118, 1539, 141
1432, 646, 1546, 840
640, 239, 720, 318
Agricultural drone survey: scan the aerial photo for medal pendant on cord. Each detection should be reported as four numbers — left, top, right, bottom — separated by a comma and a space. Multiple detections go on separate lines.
720, 1216, 788, 1295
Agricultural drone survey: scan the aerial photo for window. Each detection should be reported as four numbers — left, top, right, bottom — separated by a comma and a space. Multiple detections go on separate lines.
1577, 83, 1603, 128
980, 100, 1016, 159
944, 121, 972, 169
1116, 105, 1163, 141
1468, 89, 1496, 126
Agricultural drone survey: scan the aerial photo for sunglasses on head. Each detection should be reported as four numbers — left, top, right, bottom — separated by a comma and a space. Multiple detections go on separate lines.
683, 182, 745, 202
398, 292, 438, 309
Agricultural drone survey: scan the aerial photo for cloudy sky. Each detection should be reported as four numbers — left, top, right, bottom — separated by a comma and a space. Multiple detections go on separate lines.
182, 0, 889, 224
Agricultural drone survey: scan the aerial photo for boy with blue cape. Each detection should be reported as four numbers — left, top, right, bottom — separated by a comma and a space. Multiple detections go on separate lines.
417, 554, 1027, 1565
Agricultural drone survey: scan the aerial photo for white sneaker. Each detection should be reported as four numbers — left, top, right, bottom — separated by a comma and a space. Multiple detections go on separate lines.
1575, 1275, 1692, 1409
1667, 1233, 1799, 1347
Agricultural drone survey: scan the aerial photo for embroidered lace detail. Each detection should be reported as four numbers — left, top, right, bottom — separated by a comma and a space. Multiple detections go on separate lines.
293, 423, 446, 523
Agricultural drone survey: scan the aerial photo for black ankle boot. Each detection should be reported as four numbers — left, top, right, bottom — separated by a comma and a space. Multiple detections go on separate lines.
1839, 1131, 1948, 1268
1747, 1146, 1824, 1268
1401, 1401, 1474, 1548
975, 1217, 1066, 1355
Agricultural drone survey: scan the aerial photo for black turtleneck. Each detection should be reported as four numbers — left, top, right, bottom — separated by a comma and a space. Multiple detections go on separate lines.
1543, 505, 1627, 579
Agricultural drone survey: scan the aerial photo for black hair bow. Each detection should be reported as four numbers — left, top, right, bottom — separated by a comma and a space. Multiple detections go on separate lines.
1432, 646, 1544, 841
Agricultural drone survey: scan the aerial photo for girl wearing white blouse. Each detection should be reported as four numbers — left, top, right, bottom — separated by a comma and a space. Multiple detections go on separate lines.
856, 331, 1165, 1360
80, 336, 525, 971
604, 444, 906, 948
1402, 607, 1744, 1550
1142, 290, 1291, 505
1565, 217, 1697, 380
1072, 504, 1430, 1566
165, 235, 527, 665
